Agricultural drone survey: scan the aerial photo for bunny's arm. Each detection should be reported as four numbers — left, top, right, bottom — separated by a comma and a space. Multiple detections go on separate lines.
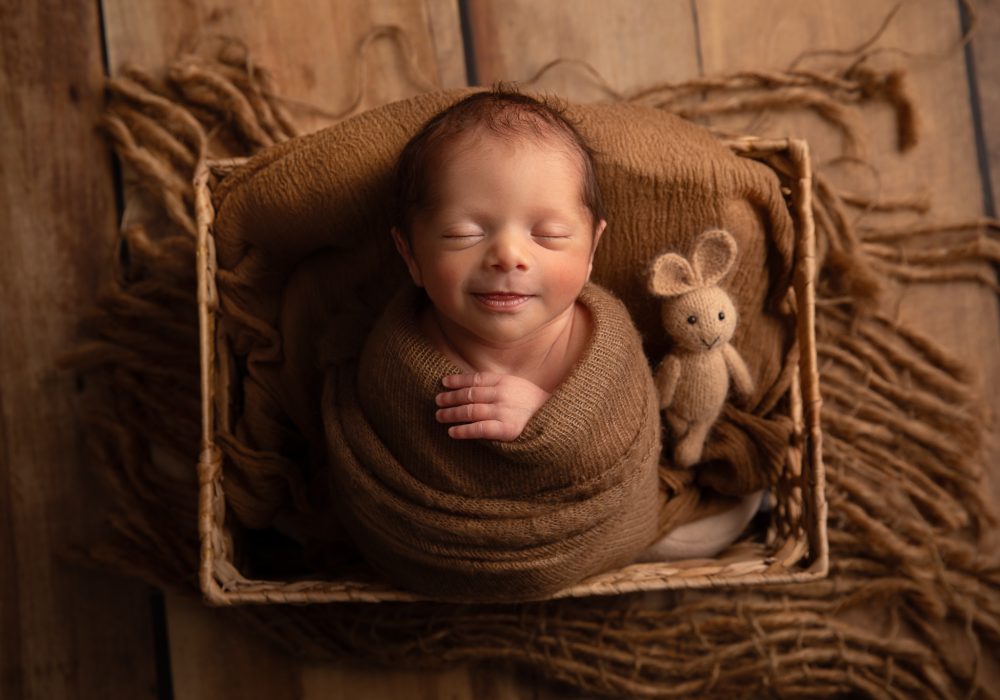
723, 343, 754, 399
655, 355, 682, 410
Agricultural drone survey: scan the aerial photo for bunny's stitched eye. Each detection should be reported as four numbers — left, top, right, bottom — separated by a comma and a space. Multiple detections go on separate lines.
718, 311, 726, 321
687, 315, 698, 325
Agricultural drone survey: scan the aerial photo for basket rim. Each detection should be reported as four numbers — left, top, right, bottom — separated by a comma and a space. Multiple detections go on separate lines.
193, 135, 827, 605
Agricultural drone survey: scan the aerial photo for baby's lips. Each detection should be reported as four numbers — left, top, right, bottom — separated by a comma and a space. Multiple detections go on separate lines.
473, 292, 533, 309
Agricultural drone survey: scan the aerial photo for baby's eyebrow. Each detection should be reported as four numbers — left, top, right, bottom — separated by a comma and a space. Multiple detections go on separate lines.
531, 214, 582, 230
430, 202, 485, 217
433, 211, 488, 228
531, 223, 574, 236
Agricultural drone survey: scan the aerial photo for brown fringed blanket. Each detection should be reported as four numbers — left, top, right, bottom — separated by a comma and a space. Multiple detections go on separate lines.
325, 283, 661, 601
79, 44, 1000, 698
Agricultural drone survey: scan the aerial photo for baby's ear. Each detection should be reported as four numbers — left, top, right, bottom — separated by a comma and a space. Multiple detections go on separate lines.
391, 227, 423, 287
691, 229, 737, 287
586, 219, 607, 280
593, 219, 607, 249
648, 252, 697, 297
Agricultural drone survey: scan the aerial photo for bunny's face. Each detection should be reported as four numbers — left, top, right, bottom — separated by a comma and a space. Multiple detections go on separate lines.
661, 287, 737, 353
648, 229, 742, 352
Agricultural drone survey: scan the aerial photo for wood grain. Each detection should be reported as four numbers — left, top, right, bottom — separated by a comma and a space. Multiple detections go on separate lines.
0, 0, 160, 697
467, 0, 700, 99
102, 0, 466, 135
165, 593, 301, 699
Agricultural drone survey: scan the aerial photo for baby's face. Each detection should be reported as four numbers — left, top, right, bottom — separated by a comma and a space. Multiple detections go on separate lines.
394, 132, 604, 347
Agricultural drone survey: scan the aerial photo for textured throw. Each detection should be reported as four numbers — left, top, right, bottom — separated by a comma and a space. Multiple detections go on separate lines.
72, 35, 1000, 698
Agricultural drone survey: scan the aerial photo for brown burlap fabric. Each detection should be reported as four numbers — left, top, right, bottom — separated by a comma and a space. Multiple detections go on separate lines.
76, 44, 1000, 698
209, 91, 793, 591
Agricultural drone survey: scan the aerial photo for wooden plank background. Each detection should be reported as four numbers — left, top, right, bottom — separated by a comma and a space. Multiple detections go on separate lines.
0, 0, 160, 698
1, 0, 997, 697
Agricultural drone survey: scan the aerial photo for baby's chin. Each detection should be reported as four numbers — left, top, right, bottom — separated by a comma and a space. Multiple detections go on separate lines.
451, 301, 570, 339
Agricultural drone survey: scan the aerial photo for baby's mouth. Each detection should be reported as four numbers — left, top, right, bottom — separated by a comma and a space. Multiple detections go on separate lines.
473, 292, 533, 310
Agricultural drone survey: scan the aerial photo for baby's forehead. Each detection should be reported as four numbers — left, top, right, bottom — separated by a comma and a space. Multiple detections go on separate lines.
436, 126, 584, 172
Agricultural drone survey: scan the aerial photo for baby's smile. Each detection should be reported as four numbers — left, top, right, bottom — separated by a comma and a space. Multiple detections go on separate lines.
473, 291, 535, 311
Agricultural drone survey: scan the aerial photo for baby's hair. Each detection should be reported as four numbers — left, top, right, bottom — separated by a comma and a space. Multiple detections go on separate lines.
392, 84, 607, 238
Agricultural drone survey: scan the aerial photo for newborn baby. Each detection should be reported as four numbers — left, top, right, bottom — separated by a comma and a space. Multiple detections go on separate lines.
325, 87, 757, 601
390, 88, 606, 442
326, 88, 663, 600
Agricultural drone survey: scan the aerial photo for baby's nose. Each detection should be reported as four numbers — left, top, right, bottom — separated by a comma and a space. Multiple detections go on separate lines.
487, 229, 530, 271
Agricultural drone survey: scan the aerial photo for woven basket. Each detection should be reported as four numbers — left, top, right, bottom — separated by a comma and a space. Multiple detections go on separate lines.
193, 136, 827, 605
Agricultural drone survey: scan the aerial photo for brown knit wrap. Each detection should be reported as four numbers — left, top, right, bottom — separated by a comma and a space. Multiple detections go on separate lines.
323, 283, 661, 602
206, 91, 794, 549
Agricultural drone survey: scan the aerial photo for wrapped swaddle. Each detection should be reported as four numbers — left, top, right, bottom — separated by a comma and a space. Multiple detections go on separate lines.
324, 283, 661, 601
208, 90, 795, 597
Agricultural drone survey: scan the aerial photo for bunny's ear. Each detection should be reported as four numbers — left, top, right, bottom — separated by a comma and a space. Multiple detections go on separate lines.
690, 229, 737, 287
648, 252, 698, 297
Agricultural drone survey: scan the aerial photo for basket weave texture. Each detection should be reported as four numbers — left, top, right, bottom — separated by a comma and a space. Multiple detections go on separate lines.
193, 137, 827, 605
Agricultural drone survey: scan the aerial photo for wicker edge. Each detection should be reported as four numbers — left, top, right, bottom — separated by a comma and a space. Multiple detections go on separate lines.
195, 157, 241, 605
724, 137, 828, 582
193, 138, 827, 605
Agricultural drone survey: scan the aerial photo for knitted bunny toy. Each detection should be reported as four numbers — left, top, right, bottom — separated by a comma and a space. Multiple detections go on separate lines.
647, 229, 754, 468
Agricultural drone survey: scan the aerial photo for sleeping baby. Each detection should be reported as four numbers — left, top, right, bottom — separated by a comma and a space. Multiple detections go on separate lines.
324, 87, 759, 601
390, 88, 606, 443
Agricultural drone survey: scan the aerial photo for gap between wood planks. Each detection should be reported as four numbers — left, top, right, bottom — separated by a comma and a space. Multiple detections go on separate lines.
959, 0, 997, 218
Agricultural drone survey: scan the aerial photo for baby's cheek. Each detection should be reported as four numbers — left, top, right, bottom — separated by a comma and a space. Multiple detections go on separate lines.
421, 258, 468, 303
544, 259, 591, 301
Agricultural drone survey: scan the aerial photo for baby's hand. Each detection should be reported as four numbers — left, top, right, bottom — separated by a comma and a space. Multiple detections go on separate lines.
435, 372, 550, 441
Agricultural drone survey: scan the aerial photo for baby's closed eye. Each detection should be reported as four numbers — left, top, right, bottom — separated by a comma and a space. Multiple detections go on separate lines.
531, 222, 572, 237
441, 227, 485, 246
442, 227, 483, 238
531, 227, 574, 246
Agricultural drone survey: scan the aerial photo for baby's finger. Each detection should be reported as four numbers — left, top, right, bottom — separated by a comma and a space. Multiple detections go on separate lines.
435, 403, 498, 424
447, 420, 519, 441
441, 372, 502, 389
435, 385, 499, 407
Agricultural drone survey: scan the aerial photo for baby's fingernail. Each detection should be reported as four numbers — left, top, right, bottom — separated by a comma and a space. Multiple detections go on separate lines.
442, 375, 458, 387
